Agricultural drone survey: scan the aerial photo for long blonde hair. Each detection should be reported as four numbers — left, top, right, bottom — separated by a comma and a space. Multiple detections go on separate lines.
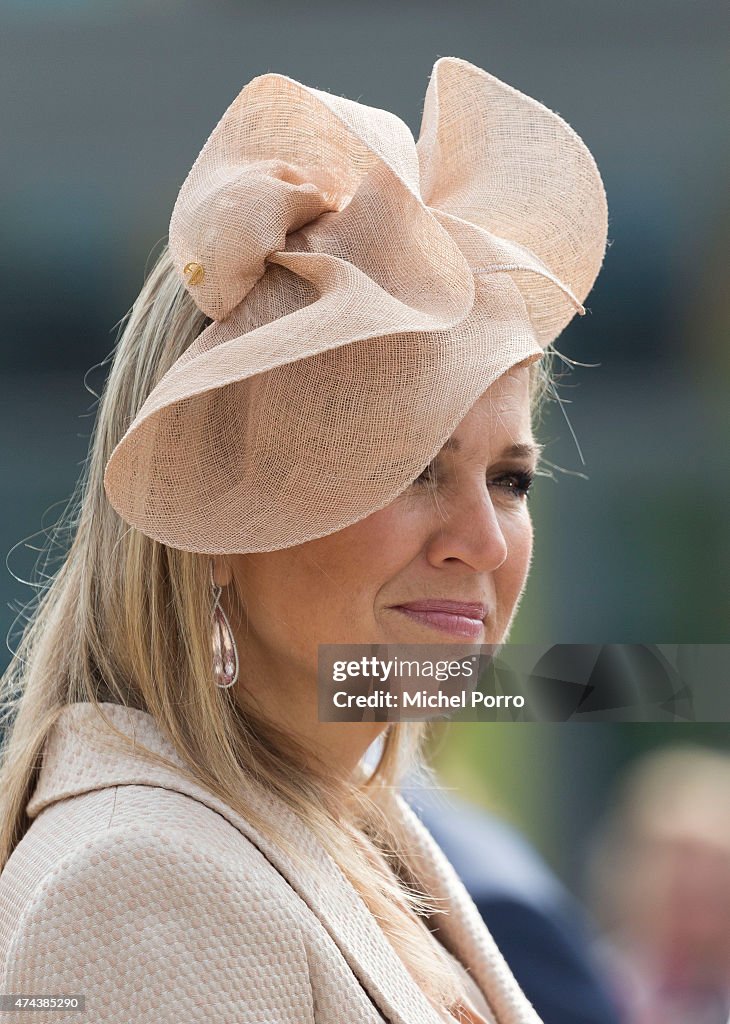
0, 242, 556, 1020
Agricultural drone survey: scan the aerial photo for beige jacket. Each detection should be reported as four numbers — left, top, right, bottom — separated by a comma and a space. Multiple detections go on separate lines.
0, 703, 542, 1024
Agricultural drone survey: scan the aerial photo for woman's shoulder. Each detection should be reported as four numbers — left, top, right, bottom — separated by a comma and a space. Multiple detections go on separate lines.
1, 786, 314, 1023
3, 782, 302, 918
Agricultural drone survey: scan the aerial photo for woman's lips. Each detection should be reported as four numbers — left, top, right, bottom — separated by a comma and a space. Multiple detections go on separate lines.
392, 606, 485, 639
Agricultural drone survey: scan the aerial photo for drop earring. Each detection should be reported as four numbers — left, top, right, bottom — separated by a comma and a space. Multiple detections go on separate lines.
210, 559, 239, 688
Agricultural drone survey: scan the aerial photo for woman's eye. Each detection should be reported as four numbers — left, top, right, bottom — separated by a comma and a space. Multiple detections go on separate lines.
412, 466, 535, 500
492, 469, 535, 500
413, 464, 436, 485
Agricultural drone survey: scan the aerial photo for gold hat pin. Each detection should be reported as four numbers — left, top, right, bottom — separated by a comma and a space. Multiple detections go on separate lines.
183, 261, 205, 285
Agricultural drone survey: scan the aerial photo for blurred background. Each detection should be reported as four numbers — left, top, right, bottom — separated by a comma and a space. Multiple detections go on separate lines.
1, 2, 729, 1019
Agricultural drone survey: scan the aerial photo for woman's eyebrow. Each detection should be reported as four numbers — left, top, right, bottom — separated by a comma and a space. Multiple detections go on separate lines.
440, 438, 543, 461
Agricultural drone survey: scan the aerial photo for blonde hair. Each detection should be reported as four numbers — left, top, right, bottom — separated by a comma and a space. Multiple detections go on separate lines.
0, 242, 555, 1021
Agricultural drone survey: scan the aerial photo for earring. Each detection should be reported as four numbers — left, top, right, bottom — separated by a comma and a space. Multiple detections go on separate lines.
210, 559, 239, 688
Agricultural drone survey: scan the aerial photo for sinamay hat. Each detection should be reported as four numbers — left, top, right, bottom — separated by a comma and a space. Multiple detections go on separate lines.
103, 56, 608, 554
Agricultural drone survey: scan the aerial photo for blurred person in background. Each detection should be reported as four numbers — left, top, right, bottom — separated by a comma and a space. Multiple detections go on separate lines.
585, 745, 730, 1024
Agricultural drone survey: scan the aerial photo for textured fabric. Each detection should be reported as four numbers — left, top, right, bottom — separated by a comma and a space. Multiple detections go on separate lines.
0, 702, 544, 1024
102, 55, 608, 554
439, 946, 496, 1023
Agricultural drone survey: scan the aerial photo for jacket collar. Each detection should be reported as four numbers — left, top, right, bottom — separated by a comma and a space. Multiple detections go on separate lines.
27, 702, 538, 1024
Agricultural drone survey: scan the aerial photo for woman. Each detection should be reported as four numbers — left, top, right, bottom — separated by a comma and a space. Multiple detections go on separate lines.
0, 56, 607, 1023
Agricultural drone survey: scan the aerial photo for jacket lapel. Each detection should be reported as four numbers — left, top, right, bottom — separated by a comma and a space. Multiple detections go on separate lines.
391, 792, 542, 1024
27, 703, 539, 1024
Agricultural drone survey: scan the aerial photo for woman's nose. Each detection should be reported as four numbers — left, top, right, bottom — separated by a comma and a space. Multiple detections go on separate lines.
425, 485, 510, 571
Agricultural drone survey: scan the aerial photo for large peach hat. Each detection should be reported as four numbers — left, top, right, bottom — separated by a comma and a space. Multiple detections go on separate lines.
103, 56, 608, 553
